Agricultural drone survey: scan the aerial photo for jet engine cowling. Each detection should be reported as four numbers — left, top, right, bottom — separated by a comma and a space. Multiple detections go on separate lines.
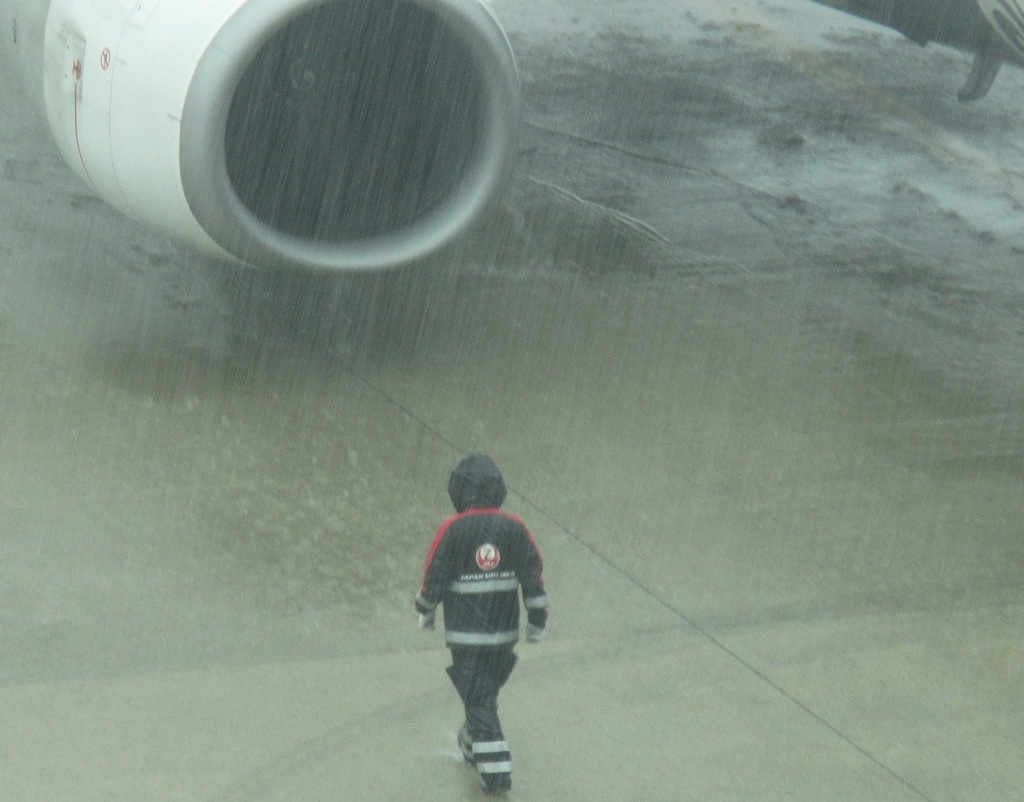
15, 0, 520, 272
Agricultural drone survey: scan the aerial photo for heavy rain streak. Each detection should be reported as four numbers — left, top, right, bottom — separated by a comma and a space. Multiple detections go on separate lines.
1, 1, 1021, 800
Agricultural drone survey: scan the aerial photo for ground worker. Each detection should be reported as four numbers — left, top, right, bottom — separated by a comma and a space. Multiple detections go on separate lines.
415, 453, 548, 794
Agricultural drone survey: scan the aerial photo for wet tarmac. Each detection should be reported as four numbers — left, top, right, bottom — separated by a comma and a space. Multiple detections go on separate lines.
1, 1, 1022, 800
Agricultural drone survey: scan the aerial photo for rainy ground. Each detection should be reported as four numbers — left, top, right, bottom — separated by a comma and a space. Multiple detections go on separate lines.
1, 0, 1022, 799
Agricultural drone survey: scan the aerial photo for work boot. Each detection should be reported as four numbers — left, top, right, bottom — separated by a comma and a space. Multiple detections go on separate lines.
479, 771, 512, 795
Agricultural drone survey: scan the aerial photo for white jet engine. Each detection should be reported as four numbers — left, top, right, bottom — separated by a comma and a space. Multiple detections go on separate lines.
0, 0, 520, 271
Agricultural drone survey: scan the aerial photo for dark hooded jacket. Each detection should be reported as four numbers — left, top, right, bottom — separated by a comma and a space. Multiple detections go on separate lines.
416, 454, 547, 646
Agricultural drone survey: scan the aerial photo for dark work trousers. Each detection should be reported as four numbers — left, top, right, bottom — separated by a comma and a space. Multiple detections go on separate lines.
447, 646, 517, 792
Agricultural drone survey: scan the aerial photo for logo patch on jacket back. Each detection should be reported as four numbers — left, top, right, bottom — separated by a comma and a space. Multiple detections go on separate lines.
476, 543, 501, 571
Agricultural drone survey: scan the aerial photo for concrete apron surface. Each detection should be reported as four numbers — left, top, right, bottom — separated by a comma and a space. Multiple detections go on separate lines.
1, 1, 1022, 800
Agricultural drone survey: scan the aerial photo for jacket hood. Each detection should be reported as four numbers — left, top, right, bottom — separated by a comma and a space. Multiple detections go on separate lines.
448, 453, 507, 513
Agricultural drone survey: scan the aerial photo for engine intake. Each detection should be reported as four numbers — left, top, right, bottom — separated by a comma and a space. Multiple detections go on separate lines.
181, 0, 519, 271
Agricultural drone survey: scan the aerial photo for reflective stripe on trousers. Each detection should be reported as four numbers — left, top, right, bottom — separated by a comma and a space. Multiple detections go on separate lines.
474, 739, 512, 774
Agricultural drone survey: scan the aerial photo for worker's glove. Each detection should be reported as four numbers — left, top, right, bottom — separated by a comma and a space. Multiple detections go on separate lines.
525, 623, 546, 643
418, 611, 436, 630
